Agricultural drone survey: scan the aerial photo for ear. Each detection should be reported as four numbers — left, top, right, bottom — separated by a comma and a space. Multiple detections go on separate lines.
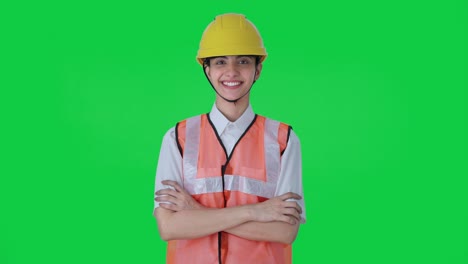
204, 66, 211, 78
255, 63, 263, 80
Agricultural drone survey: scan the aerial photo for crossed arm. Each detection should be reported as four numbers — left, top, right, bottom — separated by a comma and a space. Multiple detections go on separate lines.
154, 180, 302, 244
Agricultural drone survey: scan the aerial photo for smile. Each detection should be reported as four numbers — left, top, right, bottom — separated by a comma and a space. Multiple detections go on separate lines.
222, 81, 242, 87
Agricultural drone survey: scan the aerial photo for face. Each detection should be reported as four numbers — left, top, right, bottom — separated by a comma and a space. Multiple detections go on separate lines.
205, 55, 263, 102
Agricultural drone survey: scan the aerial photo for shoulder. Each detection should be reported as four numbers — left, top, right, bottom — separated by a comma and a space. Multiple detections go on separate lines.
259, 115, 293, 135
170, 114, 206, 152
174, 113, 206, 134
176, 113, 206, 126
262, 116, 301, 142
258, 115, 298, 153
288, 129, 300, 144
258, 115, 291, 128
162, 126, 176, 142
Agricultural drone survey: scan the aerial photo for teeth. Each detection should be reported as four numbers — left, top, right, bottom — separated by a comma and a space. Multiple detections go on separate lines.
223, 81, 241, 87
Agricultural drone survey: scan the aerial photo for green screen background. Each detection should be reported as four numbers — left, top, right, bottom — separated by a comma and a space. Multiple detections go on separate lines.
2, 1, 467, 263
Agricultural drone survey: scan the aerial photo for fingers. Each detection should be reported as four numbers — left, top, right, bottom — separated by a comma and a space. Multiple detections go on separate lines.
156, 192, 188, 212
284, 208, 301, 222
277, 193, 303, 217
156, 182, 203, 211
272, 203, 301, 223
155, 189, 181, 205
279, 215, 298, 225
155, 188, 179, 197
159, 202, 178, 212
155, 194, 179, 205
284, 201, 302, 214
278, 192, 302, 201
155, 181, 186, 199
161, 180, 184, 193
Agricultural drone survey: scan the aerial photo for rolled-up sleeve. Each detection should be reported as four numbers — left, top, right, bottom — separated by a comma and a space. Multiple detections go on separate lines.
153, 127, 183, 215
275, 130, 306, 223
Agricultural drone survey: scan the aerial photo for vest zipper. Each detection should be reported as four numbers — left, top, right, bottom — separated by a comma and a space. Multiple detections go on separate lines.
219, 164, 227, 264
207, 113, 258, 264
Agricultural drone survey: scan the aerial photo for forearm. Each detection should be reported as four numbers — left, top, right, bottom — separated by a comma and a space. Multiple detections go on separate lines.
225, 221, 299, 244
155, 206, 252, 241
155, 179, 302, 242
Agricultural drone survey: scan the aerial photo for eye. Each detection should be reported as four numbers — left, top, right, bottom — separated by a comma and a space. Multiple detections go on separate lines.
214, 59, 226, 65
238, 57, 253, 64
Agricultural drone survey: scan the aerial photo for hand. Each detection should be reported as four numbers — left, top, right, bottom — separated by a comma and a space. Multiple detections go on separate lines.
155, 180, 204, 211
249, 192, 302, 225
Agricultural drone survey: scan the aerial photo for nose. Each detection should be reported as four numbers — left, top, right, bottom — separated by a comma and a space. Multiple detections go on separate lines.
225, 61, 240, 77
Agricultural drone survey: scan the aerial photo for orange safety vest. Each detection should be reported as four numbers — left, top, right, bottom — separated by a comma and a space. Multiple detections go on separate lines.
167, 113, 292, 264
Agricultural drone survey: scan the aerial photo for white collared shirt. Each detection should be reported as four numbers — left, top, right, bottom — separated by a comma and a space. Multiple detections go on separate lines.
154, 104, 306, 222
209, 104, 256, 156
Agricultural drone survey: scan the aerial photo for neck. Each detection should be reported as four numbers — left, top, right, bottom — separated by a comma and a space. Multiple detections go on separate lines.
215, 96, 250, 122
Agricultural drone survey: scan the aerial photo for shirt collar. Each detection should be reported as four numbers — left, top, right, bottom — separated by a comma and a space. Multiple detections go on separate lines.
209, 104, 255, 135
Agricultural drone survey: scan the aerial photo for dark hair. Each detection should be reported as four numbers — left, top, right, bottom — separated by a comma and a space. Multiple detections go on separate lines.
203, 55, 261, 67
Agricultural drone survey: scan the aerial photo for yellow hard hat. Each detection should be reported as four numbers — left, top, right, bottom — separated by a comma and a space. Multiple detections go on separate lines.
196, 13, 267, 65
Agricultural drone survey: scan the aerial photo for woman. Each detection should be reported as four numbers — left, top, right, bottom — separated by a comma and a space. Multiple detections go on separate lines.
153, 13, 306, 264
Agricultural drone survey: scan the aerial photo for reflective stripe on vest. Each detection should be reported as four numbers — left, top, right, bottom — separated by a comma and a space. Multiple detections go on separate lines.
167, 114, 292, 264
183, 115, 281, 197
